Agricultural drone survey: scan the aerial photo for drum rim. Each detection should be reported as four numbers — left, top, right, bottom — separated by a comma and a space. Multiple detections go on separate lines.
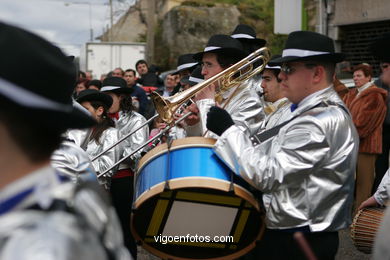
131, 178, 265, 260
138, 137, 216, 172
133, 177, 260, 211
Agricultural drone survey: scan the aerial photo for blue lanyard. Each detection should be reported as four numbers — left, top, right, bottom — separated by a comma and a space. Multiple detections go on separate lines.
0, 187, 34, 215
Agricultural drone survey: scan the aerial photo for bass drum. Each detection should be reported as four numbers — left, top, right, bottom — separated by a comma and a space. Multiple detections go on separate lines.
132, 137, 265, 260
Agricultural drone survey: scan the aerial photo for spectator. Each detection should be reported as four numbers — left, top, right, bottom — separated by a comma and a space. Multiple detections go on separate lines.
124, 68, 150, 117
343, 63, 387, 212
87, 79, 102, 91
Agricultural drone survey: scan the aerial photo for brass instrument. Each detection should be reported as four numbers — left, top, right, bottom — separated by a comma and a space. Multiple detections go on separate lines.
151, 47, 271, 124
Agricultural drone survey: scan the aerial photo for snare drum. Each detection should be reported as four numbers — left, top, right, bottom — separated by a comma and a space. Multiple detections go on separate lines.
350, 207, 385, 254
132, 137, 265, 260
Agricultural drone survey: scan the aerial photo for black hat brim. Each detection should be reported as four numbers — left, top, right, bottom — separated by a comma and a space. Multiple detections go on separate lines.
77, 91, 113, 108
172, 64, 198, 75
193, 48, 247, 62
101, 87, 134, 95
271, 53, 345, 64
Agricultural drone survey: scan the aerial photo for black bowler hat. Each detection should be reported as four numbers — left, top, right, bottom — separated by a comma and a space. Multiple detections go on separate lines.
266, 55, 282, 70
180, 66, 204, 86
231, 24, 266, 47
370, 33, 390, 62
193, 34, 247, 61
0, 22, 95, 129
101, 76, 133, 94
272, 31, 345, 64
76, 89, 113, 108
172, 53, 198, 75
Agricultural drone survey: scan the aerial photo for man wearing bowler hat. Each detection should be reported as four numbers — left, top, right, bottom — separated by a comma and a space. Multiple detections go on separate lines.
207, 31, 359, 259
184, 34, 264, 138
0, 22, 131, 260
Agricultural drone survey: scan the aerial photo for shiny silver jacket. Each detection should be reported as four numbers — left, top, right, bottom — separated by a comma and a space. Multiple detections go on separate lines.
51, 139, 98, 184
186, 82, 265, 138
0, 166, 131, 260
84, 128, 120, 178
374, 168, 390, 205
114, 111, 149, 171
214, 87, 359, 231
261, 97, 292, 130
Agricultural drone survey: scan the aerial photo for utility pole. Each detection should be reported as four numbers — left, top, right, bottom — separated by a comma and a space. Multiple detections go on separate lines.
109, 0, 113, 41
146, 0, 155, 63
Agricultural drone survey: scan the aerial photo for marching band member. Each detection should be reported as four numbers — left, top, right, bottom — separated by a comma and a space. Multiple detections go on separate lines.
206, 31, 359, 259
76, 89, 120, 187
101, 77, 149, 259
259, 55, 291, 130
0, 22, 130, 260
184, 34, 264, 138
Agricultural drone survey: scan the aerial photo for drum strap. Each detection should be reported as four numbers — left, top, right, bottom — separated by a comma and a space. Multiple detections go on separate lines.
251, 100, 346, 145
164, 136, 175, 190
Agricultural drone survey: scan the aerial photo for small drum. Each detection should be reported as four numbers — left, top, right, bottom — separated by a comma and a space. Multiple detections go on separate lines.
350, 207, 385, 254
132, 137, 265, 260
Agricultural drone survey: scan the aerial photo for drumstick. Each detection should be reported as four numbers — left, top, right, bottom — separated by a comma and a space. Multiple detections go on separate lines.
293, 232, 318, 260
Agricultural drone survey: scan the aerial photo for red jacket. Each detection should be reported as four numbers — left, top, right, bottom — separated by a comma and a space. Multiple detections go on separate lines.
343, 85, 387, 154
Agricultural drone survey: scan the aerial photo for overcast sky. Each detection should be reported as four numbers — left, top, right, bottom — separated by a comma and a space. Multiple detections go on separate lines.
0, 0, 134, 56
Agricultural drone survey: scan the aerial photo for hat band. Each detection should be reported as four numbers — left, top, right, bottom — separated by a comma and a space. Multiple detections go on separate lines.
177, 62, 198, 71
204, 46, 222, 52
101, 86, 121, 92
0, 77, 72, 112
189, 76, 204, 84
231, 33, 255, 39
282, 48, 330, 58
265, 65, 281, 70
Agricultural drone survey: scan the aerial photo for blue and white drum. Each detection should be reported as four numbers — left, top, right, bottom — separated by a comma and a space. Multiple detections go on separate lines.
132, 137, 265, 260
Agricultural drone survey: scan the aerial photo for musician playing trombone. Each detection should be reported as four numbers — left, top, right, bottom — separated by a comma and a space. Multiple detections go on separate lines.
184, 34, 264, 138
206, 31, 359, 260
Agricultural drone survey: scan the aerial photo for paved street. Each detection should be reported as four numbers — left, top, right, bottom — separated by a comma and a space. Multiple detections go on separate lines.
137, 227, 373, 260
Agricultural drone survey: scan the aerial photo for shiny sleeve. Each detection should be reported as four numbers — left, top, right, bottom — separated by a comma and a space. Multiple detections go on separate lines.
121, 116, 149, 162
91, 129, 120, 177
374, 168, 390, 205
214, 118, 329, 193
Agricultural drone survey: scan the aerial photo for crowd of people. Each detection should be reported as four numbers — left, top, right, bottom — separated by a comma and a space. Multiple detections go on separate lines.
1, 19, 390, 260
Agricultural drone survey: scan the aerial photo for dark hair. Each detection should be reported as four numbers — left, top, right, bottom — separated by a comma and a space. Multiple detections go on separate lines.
87, 79, 102, 90
0, 100, 64, 162
125, 69, 136, 76
353, 64, 373, 78
89, 101, 115, 144
269, 69, 282, 82
135, 60, 148, 69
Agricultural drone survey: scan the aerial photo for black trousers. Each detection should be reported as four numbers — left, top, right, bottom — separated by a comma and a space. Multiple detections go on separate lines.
241, 228, 339, 260
373, 125, 390, 193
110, 176, 137, 259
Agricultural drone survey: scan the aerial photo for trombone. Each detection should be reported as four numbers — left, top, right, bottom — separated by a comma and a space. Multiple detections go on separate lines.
151, 47, 271, 124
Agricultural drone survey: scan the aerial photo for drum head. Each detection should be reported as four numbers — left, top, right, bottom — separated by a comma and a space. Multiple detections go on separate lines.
132, 187, 264, 259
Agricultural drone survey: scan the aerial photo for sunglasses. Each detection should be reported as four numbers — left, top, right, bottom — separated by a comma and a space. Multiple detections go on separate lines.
280, 63, 318, 75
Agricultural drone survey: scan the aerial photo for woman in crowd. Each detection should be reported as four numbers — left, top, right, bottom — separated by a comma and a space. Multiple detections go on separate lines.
343, 63, 387, 212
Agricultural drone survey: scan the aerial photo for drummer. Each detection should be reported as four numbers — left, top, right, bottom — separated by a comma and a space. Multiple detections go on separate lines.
206, 31, 359, 259
360, 32, 390, 260
184, 34, 264, 138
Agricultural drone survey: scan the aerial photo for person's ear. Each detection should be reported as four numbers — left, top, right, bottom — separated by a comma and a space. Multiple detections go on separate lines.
96, 106, 104, 117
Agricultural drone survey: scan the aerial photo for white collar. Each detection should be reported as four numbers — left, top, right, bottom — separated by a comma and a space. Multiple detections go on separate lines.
357, 81, 373, 94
